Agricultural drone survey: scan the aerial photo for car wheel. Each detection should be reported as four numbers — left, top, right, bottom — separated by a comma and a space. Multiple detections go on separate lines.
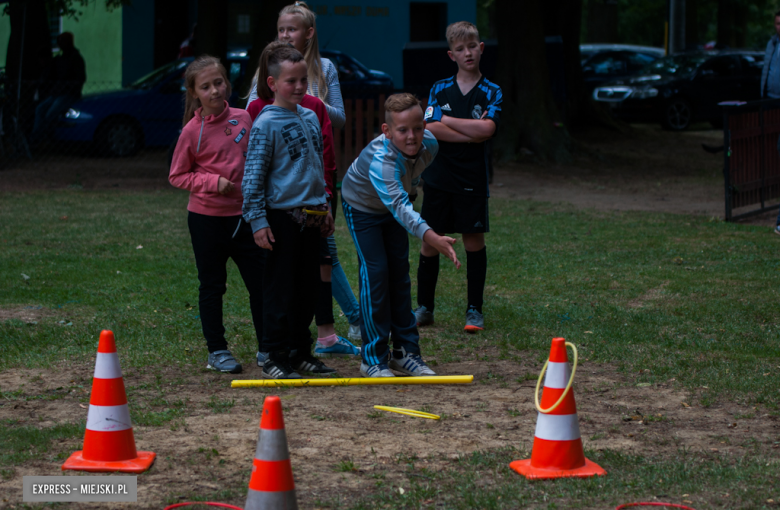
662, 99, 692, 131
99, 119, 142, 157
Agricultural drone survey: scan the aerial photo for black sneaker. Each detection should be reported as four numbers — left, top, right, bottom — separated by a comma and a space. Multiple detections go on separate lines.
292, 352, 338, 375
262, 355, 302, 380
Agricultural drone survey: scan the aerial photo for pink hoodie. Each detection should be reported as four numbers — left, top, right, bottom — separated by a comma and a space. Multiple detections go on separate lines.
169, 102, 252, 216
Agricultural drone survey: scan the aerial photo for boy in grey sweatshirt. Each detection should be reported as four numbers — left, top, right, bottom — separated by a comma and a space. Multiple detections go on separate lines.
242, 95, 337, 379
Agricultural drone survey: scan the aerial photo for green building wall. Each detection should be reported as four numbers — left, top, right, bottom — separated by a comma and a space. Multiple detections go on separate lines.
0, 14, 10, 69
62, 3, 123, 93
0, 4, 122, 94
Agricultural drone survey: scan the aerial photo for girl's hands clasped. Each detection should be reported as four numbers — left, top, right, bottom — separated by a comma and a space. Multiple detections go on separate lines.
218, 176, 235, 195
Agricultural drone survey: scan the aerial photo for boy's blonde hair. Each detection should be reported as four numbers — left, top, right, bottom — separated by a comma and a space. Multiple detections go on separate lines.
446, 21, 480, 47
384, 93, 421, 124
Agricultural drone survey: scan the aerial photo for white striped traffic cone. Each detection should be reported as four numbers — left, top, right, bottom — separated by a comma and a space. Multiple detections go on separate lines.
245, 395, 298, 509
62, 330, 155, 473
510, 337, 606, 479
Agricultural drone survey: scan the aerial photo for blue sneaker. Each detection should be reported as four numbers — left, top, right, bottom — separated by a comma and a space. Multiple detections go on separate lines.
207, 350, 242, 374
314, 336, 361, 358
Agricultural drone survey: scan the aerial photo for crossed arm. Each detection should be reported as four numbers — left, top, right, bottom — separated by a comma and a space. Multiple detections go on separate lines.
426, 114, 496, 143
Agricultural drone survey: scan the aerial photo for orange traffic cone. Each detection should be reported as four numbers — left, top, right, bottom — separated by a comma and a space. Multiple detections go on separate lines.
62, 330, 155, 473
510, 337, 606, 480
245, 395, 298, 510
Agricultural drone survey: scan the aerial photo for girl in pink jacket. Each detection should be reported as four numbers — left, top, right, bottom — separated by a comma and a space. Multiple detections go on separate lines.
169, 55, 263, 375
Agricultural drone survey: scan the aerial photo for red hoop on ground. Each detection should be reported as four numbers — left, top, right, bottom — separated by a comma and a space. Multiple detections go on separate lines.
163, 503, 243, 510
616, 503, 697, 510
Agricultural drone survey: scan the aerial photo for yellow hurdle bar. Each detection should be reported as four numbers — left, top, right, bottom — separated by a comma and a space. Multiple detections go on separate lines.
231, 375, 473, 388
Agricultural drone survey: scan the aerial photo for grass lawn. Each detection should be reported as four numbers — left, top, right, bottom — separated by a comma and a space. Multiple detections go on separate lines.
1, 189, 779, 509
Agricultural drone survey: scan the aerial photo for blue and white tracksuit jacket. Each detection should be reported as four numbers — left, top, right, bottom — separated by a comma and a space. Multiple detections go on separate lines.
341, 131, 439, 365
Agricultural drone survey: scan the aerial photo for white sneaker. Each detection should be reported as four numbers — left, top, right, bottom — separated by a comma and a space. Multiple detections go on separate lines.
348, 321, 361, 341
389, 347, 436, 376
360, 362, 395, 378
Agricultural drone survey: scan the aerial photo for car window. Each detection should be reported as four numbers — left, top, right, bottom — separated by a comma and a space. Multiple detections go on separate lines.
627, 53, 657, 71
644, 54, 708, 76
699, 56, 739, 77
739, 55, 763, 77
331, 54, 365, 82
586, 52, 627, 74
129, 60, 189, 90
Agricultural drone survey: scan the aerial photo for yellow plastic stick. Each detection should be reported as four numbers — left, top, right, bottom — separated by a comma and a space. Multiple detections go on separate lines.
231, 375, 473, 388
374, 406, 440, 420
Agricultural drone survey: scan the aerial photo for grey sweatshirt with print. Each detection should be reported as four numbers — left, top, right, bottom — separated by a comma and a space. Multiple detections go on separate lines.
242, 104, 327, 232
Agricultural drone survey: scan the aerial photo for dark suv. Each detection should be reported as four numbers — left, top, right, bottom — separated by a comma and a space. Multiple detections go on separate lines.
593, 51, 764, 130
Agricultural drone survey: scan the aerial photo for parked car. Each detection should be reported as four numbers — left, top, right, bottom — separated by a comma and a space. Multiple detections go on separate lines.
54, 56, 248, 157
581, 49, 665, 93
320, 49, 394, 100
580, 44, 665, 65
593, 51, 764, 130
56, 49, 393, 157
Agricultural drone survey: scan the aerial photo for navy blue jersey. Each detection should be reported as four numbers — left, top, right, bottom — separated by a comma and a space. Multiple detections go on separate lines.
422, 75, 502, 196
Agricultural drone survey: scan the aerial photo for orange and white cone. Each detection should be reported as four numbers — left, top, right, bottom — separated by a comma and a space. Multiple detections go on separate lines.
245, 395, 298, 510
510, 337, 606, 480
62, 330, 155, 473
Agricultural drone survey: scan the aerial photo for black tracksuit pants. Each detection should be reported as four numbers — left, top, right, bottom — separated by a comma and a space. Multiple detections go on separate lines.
188, 212, 265, 353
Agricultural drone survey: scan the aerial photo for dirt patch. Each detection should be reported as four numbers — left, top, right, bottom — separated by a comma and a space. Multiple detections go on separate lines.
0, 305, 63, 324
1, 359, 777, 509
627, 281, 670, 308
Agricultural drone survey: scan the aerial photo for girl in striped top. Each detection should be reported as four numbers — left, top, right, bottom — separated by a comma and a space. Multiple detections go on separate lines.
245, 1, 345, 129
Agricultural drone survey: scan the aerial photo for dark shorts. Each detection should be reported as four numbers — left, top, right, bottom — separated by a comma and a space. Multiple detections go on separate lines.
420, 183, 489, 234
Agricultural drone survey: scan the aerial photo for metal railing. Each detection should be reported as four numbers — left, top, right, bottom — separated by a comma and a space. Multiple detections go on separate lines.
723, 98, 780, 221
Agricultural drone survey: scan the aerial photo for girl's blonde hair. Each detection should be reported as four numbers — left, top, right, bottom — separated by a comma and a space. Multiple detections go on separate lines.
182, 55, 232, 127
279, 2, 327, 101
255, 41, 306, 101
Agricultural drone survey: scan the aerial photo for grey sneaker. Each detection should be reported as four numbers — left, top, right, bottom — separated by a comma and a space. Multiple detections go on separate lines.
256, 351, 269, 367
464, 308, 485, 333
775, 225, 780, 236
207, 350, 242, 374
348, 321, 362, 342
389, 347, 436, 376
360, 362, 395, 378
414, 306, 434, 327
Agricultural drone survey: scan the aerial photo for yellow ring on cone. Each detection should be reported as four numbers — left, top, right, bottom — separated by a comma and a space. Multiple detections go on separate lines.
373, 406, 440, 420
534, 342, 578, 414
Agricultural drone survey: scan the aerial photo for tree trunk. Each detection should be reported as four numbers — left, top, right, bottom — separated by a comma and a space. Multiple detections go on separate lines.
495, 0, 570, 162
5, 0, 52, 85
196, 0, 228, 61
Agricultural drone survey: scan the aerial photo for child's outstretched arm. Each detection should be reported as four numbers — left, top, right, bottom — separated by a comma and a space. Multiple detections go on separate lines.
242, 124, 274, 250
423, 230, 461, 269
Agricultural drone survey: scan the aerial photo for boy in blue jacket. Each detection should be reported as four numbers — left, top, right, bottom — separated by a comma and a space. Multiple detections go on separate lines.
341, 93, 460, 377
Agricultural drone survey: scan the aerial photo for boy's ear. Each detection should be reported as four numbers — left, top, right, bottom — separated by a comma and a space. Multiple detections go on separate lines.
267, 75, 276, 93
447, 49, 455, 62
478, 41, 485, 53
381, 122, 391, 138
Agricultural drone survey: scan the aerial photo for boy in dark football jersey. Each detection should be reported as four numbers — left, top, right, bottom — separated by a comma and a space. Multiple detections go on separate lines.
416, 21, 502, 333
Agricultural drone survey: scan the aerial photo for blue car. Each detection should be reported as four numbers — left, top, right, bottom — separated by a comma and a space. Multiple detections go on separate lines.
57, 50, 393, 158
55, 57, 248, 157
